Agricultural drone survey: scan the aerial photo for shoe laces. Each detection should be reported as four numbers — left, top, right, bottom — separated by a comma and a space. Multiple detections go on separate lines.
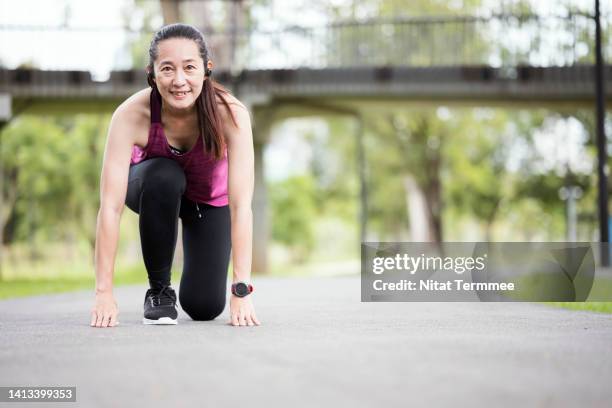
147, 286, 176, 307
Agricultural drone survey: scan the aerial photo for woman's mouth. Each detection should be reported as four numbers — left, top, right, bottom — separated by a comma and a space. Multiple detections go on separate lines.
171, 91, 190, 99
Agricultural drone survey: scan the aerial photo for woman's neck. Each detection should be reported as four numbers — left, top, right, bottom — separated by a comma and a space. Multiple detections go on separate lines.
161, 102, 198, 124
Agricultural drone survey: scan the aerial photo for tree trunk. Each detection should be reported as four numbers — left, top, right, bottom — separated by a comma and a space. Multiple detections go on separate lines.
423, 176, 443, 243
160, 0, 181, 24
403, 175, 430, 241
356, 116, 368, 243
484, 198, 502, 242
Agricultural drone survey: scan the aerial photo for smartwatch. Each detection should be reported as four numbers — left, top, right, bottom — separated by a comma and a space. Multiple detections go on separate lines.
231, 282, 254, 298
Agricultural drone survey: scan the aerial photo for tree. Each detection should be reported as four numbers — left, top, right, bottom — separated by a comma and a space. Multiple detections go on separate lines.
269, 175, 317, 262
1, 117, 70, 252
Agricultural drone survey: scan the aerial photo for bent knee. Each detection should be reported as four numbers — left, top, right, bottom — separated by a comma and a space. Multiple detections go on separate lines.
144, 159, 186, 196
181, 298, 226, 321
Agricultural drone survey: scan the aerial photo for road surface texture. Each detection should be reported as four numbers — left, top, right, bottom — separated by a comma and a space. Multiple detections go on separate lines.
1, 276, 611, 407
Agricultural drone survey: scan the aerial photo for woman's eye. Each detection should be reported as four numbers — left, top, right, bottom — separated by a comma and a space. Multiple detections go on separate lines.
186, 65, 196, 70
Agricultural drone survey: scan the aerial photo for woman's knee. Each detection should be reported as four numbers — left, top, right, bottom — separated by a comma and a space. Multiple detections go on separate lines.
143, 158, 186, 197
180, 295, 226, 321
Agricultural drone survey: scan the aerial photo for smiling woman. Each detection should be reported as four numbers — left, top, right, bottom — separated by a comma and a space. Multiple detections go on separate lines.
91, 23, 260, 328
145, 25, 230, 160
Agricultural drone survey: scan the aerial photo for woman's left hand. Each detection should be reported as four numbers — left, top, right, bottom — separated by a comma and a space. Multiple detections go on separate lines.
229, 295, 261, 326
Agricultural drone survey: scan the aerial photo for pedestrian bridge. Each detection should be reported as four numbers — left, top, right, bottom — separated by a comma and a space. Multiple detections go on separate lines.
2, 12, 610, 118
1, 64, 609, 115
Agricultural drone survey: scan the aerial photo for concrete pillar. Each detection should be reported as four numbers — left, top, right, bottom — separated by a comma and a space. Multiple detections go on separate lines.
355, 116, 368, 243
252, 140, 268, 274
0, 93, 11, 278
250, 107, 272, 274
0, 94, 11, 122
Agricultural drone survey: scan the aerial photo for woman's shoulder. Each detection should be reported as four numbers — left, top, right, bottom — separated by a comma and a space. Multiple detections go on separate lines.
113, 88, 152, 127
216, 91, 246, 111
109, 88, 151, 147
215, 91, 249, 127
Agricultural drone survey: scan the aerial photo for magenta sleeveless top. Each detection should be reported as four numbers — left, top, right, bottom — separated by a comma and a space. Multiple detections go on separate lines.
130, 87, 228, 206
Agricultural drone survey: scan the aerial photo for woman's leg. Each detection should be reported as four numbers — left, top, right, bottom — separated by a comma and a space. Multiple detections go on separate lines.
179, 199, 232, 321
125, 157, 186, 290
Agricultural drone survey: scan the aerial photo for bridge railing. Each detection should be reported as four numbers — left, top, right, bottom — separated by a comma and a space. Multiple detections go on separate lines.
230, 13, 609, 70
0, 13, 610, 74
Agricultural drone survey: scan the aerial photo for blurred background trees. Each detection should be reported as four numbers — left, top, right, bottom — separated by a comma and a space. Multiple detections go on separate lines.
0, 0, 609, 283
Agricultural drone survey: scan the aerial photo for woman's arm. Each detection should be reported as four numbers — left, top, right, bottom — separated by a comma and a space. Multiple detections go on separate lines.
90, 105, 139, 328
224, 101, 260, 327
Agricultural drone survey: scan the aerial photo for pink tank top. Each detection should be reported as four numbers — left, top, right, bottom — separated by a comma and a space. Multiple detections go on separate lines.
130, 87, 228, 206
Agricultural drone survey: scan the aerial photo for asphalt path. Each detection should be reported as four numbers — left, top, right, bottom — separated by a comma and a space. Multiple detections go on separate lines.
1, 276, 611, 408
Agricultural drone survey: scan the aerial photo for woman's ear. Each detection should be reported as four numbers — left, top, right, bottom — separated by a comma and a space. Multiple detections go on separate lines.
146, 68, 156, 88
205, 60, 213, 76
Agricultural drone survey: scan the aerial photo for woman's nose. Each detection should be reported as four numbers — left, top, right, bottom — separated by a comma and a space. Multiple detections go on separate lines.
174, 69, 187, 84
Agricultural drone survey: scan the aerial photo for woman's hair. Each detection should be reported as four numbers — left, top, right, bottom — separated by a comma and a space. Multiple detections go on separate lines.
146, 23, 236, 160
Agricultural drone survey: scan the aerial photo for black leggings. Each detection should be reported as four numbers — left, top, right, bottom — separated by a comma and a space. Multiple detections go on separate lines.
125, 157, 231, 321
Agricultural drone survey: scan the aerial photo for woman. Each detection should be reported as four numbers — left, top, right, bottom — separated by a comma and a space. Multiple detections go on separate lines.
90, 23, 260, 328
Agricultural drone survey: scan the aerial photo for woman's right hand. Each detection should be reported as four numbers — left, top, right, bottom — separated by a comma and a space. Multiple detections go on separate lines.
90, 291, 119, 328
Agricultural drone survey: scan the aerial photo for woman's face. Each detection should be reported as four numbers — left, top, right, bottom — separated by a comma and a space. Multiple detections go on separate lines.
153, 38, 205, 112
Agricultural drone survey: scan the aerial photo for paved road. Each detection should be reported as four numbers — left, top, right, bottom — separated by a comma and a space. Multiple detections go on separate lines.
0, 276, 611, 408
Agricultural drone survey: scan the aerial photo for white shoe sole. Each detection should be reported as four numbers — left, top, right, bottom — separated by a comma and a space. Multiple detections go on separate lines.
143, 317, 178, 325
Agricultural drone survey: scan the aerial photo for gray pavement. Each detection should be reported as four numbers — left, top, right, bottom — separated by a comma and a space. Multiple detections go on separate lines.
0, 276, 611, 408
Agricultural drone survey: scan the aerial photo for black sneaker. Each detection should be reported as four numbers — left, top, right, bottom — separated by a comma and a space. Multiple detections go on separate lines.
143, 286, 178, 325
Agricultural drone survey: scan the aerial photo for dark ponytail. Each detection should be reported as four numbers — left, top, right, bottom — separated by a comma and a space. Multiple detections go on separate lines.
147, 23, 236, 161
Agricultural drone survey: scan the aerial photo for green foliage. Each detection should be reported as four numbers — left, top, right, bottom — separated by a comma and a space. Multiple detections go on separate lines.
308, 117, 359, 222
63, 115, 108, 246
1, 114, 107, 249
2, 117, 70, 245
362, 110, 452, 241
444, 109, 512, 239
269, 175, 317, 262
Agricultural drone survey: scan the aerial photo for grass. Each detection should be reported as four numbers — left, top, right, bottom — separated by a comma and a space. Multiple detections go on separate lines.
542, 275, 612, 314
0, 264, 148, 300
542, 302, 612, 314
505, 273, 612, 314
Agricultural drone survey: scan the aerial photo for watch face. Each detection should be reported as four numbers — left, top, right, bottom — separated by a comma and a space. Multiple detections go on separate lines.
234, 282, 249, 297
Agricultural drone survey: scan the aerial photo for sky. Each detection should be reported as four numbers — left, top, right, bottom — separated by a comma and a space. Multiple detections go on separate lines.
0, 0, 133, 79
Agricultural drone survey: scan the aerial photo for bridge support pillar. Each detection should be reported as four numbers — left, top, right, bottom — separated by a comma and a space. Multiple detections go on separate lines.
0, 93, 11, 277
0, 93, 11, 122
251, 108, 273, 274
